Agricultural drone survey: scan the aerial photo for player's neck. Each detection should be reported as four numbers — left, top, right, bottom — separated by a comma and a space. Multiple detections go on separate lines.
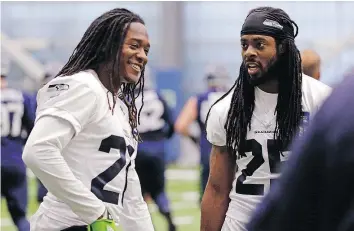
257, 79, 279, 93
95, 66, 120, 94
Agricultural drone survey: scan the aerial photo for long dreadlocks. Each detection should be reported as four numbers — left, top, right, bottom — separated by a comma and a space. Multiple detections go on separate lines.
55, 8, 145, 141
206, 7, 302, 158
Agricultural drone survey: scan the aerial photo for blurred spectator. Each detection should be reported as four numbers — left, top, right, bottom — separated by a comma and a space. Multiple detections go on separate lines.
301, 49, 321, 80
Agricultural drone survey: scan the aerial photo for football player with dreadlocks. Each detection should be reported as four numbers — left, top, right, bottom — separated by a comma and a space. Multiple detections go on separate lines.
22, 8, 153, 231
200, 7, 332, 231
175, 65, 230, 202
247, 69, 354, 231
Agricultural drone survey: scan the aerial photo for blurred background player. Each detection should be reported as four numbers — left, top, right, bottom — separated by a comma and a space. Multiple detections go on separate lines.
301, 49, 321, 80
35, 62, 63, 203
134, 66, 177, 231
174, 65, 230, 202
41, 62, 64, 86
1, 61, 35, 231
201, 7, 332, 231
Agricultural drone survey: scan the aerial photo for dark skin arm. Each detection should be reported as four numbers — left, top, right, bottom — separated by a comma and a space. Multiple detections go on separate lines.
200, 145, 236, 231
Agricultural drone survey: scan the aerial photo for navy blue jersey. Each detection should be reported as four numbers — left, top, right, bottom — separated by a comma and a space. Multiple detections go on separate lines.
247, 74, 354, 231
196, 89, 225, 164
136, 89, 174, 156
1, 88, 36, 168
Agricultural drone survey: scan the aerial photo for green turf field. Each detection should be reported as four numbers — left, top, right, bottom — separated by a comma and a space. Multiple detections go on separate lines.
1, 167, 201, 231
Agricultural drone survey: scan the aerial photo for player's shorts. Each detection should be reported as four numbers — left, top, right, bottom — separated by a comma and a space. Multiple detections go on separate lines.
30, 206, 87, 231
1, 165, 28, 223
29, 205, 60, 231
221, 216, 247, 231
135, 151, 165, 198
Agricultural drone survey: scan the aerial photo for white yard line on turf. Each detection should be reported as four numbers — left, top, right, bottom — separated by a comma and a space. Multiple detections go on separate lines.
168, 191, 199, 201
173, 216, 195, 225
148, 201, 199, 213
1, 218, 14, 228
165, 169, 199, 181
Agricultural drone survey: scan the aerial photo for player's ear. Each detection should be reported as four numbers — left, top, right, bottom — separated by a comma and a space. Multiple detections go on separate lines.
277, 40, 286, 55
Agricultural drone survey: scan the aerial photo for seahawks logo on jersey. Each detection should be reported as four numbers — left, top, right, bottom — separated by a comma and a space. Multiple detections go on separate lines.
298, 111, 310, 136
47, 84, 70, 98
48, 84, 70, 92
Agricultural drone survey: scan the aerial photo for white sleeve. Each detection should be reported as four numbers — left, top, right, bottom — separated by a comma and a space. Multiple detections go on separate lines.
206, 105, 227, 146
36, 78, 98, 134
22, 116, 106, 225
119, 161, 154, 231
317, 86, 332, 109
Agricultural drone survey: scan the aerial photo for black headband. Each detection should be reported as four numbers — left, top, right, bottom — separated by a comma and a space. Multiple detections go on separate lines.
241, 11, 297, 40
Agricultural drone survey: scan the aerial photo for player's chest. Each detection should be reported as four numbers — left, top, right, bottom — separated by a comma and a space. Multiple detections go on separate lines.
249, 102, 312, 141
85, 104, 138, 161
247, 111, 276, 143
242, 106, 311, 154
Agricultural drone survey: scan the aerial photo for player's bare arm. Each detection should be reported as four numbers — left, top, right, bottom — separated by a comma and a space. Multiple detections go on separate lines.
200, 145, 236, 231
174, 96, 198, 137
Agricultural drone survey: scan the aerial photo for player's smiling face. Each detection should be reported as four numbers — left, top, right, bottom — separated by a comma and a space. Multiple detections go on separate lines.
119, 22, 150, 84
241, 34, 278, 83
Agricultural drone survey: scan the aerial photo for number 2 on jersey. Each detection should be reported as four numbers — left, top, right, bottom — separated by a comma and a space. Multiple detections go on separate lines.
138, 100, 165, 133
236, 139, 289, 195
91, 135, 134, 205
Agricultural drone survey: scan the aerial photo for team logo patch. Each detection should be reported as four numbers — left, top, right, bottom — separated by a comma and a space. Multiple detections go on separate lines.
47, 84, 69, 92
299, 111, 310, 135
263, 19, 283, 30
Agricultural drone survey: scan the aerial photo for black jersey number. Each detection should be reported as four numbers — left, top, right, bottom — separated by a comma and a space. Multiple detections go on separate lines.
91, 135, 134, 205
235, 139, 289, 195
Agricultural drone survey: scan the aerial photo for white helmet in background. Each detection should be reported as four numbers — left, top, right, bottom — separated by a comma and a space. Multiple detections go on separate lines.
1, 53, 10, 88
1, 51, 10, 77
204, 65, 230, 90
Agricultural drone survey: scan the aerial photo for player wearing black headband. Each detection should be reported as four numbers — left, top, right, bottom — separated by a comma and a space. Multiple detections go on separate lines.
200, 7, 332, 231
247, 69, 354, 231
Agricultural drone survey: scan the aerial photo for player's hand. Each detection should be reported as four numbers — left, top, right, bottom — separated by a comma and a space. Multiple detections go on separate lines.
88, 209, 118, 231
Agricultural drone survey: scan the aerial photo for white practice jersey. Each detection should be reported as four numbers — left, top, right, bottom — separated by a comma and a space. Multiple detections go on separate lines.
206, 74, 332, 224
33, 70, 152, 229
